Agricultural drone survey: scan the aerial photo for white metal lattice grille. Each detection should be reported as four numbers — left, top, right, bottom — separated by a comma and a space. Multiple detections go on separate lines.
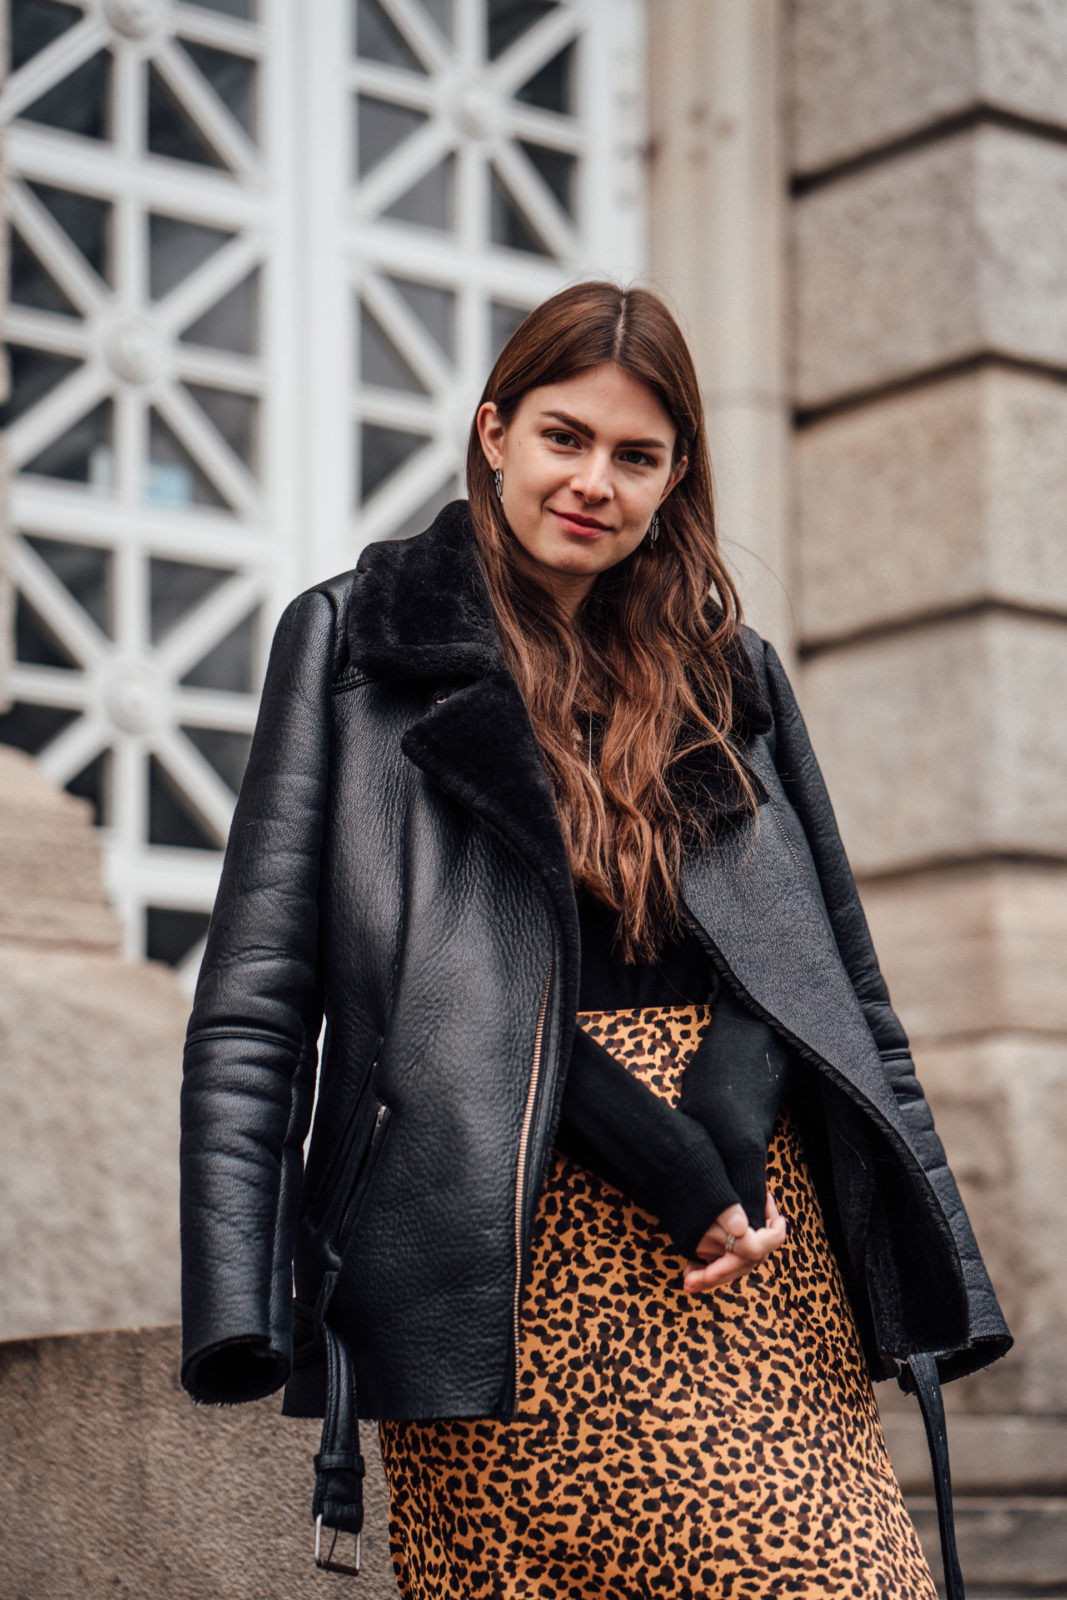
1, 0, 646, 978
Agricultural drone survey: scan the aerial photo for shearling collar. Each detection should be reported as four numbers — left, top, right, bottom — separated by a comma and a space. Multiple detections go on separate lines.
347, 500, 773, 745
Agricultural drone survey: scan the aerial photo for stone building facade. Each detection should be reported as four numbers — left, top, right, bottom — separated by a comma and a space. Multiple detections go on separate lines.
2, 2, 1065, 1594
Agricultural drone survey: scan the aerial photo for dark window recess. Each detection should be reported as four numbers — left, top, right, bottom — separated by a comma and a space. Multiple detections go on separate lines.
360, 423, 431, 502
149, 557, 231, 643
420, 0, 452, 41
20, 49, 111, 140
358, 302, 428, 394
487, 0, 556, 61
25, 535, 114, 637
0, 701, 78, 755
356, 95, 427, 179
180, 40, 257, 139
146, 906, 211, 967
388, 275, 456, 359
179, 612, 258, 695
26, 181, 112, 281
0, 346, 80, 428
516, 41, 574, 115
11, 0, 82, 74
149, 213, 233, 302
9, 230, 79, 316
147, 62, 225, 168
488, 168, 550, 256
182, 725, 251, 793
489, 299, 530, 359
180, 270, 259, 356
24, 399, 113, 486
188, 0, 255, 17
148, 754, 220, 850
66, 748, 111, 826
146, 409, 228, 510
14, 592, 79, 670
520, 141, 575, 216
184, 383, 258, 472
382, 154, 455, 232
354, 0, 425, 73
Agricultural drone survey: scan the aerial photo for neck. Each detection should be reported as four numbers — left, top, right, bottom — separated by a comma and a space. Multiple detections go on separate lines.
512, 549, 595, 622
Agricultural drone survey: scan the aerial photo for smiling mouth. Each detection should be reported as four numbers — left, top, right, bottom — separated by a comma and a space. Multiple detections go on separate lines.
551, 509, 612, 533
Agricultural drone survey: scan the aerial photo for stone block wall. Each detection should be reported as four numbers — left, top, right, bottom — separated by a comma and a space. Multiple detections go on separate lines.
790, 1, 1067, 1590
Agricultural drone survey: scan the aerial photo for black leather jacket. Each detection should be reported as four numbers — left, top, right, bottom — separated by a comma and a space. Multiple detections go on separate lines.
180, 503, 1010, 1434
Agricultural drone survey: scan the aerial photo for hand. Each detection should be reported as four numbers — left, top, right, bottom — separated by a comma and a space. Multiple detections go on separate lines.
681, 1191, 786, 1294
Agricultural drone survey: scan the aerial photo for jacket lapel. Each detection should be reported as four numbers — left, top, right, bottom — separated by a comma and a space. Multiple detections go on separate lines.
681, 805, 904, 1128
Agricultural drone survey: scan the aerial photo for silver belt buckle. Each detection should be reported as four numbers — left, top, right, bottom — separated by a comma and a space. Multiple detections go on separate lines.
315, 1513, 362, 1575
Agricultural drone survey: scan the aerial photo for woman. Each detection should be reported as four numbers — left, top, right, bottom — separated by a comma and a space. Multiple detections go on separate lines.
180, 283, 1010, 1597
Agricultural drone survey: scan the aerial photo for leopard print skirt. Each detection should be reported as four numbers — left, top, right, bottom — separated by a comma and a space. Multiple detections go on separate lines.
379, 1004, 937, 1599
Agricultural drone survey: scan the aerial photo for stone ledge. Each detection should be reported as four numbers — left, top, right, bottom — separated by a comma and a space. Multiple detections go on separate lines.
799, 611, 1067, 874
881, 1410, 1067, 1496
791, 0, 1067, 173
0, 944, 188, 1341
908, 1496, 1067, 1589
0, 1325, 397, 1600
794, 126, 1067, 409
796, 368, 1067, 641
861, 862, 1067, 1040
0, 745, 120, 952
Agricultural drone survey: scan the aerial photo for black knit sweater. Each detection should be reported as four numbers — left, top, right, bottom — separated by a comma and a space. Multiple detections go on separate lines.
555, 891, 792, 1255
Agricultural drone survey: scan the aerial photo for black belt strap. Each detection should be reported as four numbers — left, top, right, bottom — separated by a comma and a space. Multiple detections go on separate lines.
906, 1353, 965, 1600
312, 1270, 365, 1573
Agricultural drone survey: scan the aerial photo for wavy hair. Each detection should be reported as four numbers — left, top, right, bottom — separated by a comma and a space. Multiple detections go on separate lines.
465, 281, 759, 960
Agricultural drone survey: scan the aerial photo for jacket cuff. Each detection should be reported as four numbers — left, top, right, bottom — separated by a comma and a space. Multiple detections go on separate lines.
181, 1334, 290, 1406
660, 1139, 741, 1259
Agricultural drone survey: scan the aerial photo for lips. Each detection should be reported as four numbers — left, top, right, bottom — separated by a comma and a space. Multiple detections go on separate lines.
551, 508, 611, 537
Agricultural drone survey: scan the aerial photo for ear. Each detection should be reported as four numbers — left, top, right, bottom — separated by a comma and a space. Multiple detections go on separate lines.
660, 454, 688, 504
476, 402, 507, 470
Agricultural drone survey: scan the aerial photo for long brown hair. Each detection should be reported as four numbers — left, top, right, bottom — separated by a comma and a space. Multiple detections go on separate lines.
465, 281, 759, 959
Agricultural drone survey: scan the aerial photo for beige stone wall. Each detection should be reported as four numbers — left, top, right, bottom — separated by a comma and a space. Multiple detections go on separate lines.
0, 747, 188, 1341
0, 1325, 398, 1600
790, 0, 1067, 1588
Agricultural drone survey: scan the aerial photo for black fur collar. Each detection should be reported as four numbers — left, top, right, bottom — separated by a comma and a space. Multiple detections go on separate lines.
347, 500, 773, 747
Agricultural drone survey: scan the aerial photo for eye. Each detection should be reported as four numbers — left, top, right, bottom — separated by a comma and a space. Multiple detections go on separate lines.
545, 428, 580, 448
619, 449, 656, 468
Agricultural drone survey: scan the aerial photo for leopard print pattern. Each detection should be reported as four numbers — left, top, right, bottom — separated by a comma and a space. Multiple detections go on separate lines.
380, 1005, 937, 1599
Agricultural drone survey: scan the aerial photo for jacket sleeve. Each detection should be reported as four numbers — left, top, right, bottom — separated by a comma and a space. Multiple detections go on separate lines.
762, 638, 1011, 1381
179, 589, 335, 1404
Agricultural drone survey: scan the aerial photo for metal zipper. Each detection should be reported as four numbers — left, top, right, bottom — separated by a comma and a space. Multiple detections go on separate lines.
511, 962, 553, 1394
338, 1100, 389, 1245
309, 1054, 378, 1216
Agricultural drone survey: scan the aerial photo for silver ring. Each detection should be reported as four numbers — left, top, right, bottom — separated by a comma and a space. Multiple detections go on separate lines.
723, 1232, 737, 1253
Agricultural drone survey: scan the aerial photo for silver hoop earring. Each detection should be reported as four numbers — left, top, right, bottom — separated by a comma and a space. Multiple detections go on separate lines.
648, 509, 660, 545
493, 467, 504, 502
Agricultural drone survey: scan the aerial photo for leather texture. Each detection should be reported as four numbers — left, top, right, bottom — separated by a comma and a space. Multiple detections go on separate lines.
179, 501, 1011, 1430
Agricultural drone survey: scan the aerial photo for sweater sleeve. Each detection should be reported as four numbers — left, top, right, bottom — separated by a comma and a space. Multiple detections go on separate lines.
556, 1025, 740, 1257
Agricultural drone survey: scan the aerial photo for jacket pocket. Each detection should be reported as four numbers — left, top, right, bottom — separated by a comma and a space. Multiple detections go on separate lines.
336, 1099, 392, 1248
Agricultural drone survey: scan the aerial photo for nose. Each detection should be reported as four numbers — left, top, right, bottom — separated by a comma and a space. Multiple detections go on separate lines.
571, 449, 614, 503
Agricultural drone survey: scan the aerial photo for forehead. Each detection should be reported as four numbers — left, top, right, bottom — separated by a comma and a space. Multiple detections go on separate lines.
514, 363, 675, 443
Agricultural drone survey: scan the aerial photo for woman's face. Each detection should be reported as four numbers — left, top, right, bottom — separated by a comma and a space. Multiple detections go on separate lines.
476, 363, 687, 616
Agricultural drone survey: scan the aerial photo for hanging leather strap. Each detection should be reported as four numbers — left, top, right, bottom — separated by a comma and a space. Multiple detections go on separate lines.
312, 1270, 365, 1563
906, 1353, 965, 1600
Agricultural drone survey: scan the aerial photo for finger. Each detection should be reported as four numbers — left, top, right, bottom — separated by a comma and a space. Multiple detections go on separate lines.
683, 1254, 759, 1293
713, 1203, 749, 1245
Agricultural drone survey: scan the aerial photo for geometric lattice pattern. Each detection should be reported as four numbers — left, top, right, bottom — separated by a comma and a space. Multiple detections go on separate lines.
1, 0, 646, 980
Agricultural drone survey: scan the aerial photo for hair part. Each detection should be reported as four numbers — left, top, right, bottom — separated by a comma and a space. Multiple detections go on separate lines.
465, 280, 760, 960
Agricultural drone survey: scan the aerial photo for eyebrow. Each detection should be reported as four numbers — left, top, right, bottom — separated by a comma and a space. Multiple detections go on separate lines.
539, 410, 669, 452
